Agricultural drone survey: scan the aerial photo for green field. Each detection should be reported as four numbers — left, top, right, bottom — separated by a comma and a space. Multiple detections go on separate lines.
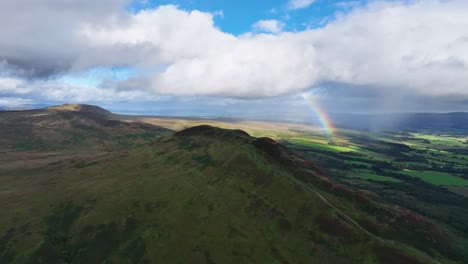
351, 171, 403, 183
279, 131, 468, 187
412, 133, 467, 147
265, 127, 468, 263
289, 137, 358, 152
399, 170, 468, 186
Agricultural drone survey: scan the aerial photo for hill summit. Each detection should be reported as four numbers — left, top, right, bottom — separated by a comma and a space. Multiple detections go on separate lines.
47, 104, 111, 115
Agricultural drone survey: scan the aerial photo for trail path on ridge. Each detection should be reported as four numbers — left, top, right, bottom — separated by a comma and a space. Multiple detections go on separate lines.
286, 172, 442, 264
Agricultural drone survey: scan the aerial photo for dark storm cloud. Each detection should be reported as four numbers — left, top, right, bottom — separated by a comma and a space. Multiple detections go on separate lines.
0, 0, 136, 78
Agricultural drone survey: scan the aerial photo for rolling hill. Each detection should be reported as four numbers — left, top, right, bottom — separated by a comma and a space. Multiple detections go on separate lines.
0, 104, 172, 152
0, 105, 463, 263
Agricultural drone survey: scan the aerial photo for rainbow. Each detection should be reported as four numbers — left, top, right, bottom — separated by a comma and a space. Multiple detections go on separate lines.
301, 92, 334, 136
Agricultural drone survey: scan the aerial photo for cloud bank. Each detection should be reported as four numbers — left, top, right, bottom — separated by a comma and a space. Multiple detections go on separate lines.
1, 0, 468, 103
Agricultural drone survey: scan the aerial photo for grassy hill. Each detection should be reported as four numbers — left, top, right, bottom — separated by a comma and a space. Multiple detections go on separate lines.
0, 106, 464, 263
0, 104, 172, 152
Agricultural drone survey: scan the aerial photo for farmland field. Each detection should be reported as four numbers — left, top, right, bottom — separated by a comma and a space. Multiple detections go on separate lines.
399, 170, 468, 186
351, 171, 403, 183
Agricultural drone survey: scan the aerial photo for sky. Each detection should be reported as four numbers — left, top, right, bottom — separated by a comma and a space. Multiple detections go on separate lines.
1, 0, 468, 120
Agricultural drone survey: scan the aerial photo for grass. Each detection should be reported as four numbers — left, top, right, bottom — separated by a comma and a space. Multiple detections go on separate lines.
0, 124, 454, 263
412, 133, 467, 147
399, 170, 468, 186
288, 138, 358, 153
344, 160, 373, 167
351, 171, 403, 183
2, 108, 467, 263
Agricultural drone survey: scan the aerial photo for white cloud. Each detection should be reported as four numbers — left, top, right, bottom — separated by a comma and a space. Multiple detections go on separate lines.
1, 0, 468, 104
335, 1, 363, 10
312, 0, 468, 95
288, 0, 315, 10
252, 19, 286, 34
212, 10, 224, 18
0, 97, 33, 106
81, 6, 318, 98
0, 77, 24, 92
0, 75, 157, 104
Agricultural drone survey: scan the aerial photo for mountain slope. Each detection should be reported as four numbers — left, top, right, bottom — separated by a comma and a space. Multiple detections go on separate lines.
0, 104, 172, 152
0, 124, 459, 263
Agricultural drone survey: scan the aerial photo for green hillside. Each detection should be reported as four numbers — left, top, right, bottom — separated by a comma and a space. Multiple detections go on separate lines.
0, 104, 172, 152
0, 116, 460, 263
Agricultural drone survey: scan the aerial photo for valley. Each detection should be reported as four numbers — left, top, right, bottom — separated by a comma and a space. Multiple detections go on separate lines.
0, 105, 467, 263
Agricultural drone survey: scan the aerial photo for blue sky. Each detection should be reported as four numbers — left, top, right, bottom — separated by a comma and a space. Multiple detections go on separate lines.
129, 0, 363, 34
61, 0, 362, 98
1, 0, 468, 118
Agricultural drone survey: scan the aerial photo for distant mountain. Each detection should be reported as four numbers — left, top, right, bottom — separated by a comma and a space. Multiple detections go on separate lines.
331, 112, 468, 133
0, 103, 52, 111
0, 104, 172, 152
0, 105, 460, 263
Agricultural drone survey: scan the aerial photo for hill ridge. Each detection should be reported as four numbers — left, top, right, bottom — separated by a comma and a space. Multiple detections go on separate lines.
47, 104, 111, 115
